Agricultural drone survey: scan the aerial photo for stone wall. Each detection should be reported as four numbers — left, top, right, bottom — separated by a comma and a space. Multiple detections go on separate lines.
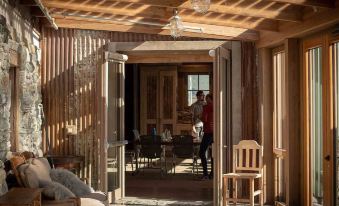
0, 0, 42, 160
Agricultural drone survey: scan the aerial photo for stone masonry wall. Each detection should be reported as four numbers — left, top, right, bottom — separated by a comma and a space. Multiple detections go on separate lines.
0, 0, 42, 160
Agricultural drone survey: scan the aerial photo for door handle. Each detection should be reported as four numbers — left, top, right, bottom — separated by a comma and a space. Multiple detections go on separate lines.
324, 155, 330, 161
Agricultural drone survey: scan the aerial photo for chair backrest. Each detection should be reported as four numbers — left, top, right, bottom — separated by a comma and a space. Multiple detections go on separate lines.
172, 135, 194, 158
233, 140, 263, 173
139, 135, 162, 158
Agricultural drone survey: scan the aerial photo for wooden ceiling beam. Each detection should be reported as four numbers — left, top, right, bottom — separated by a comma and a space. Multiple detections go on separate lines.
50, 17, 259, 41
42, 0, 279, 31
107, 0, 302, 22
257, 5, 339, 47
266, 0, 335, 8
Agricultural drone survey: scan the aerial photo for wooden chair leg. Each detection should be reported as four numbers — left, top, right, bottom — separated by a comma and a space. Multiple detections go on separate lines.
260, 177, 264, 206
249, 178, 254, 206
223, 176, 228, 206
232, 177, 237, 205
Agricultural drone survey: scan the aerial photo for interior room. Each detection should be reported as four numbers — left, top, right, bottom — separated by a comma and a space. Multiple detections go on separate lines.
0, 0, 339, 206
123, 62, 214, 204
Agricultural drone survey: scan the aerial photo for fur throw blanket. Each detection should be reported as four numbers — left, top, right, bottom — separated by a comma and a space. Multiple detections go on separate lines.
50, 169, 93, 197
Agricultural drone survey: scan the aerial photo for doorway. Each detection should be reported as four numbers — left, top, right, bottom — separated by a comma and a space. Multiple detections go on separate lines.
99, 41, 236, 205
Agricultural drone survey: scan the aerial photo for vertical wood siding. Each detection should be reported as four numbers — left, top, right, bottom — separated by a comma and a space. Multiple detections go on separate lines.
41, 28, 201, 189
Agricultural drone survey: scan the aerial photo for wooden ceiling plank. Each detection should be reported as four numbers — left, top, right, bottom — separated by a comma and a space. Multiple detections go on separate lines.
42, 0, 279, 31
52, 18, 259, 41
106, 0, 302, 22
266, 0, 335, 8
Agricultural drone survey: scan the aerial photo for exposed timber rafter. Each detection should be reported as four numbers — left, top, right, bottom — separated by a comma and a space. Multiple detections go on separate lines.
50, 17, 259, 41
42, 0, 279, 31
100, 0, 303, 22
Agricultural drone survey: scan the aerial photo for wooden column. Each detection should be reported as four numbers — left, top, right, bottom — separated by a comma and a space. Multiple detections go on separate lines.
258, 47, 274, 204
284, 38, 301, 205
242, 42, 259, 141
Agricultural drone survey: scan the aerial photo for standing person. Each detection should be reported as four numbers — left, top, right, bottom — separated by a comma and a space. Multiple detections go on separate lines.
199, 93, 213, 180
190, 90, 206, 140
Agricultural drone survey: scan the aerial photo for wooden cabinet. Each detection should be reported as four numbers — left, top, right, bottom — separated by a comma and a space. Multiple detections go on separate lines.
140, 66, 177, 135
0, 188, 42, 206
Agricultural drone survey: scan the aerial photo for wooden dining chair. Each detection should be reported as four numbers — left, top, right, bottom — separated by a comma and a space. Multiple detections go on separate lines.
223, 140, 263, 206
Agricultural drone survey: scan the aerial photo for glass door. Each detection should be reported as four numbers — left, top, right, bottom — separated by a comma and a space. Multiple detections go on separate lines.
99, 52, 128, 203
308, 46, 323, 206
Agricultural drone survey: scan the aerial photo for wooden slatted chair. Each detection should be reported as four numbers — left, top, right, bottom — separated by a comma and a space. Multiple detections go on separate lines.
223, 140, 263, 206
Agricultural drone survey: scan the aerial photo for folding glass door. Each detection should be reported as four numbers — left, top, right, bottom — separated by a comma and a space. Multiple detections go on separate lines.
303, 36, 335, 206
308, 46, 324, 206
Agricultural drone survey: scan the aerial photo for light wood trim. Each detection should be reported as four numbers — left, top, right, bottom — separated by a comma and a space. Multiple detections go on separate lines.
52, 18, 259, 41
106, 0, 302, 22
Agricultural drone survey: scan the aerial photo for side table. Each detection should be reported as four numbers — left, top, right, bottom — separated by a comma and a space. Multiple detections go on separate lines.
0, 188, 43, 206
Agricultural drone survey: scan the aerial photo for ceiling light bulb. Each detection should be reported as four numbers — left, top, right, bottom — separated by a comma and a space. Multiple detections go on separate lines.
169, 12, 184, 38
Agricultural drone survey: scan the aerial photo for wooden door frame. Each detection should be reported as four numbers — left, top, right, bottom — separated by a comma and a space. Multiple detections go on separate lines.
301, 33, 337, 206
106, 41, 237, 205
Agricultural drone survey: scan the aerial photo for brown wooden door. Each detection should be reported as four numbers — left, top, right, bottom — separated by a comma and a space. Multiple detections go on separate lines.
140, 69, 159, 135
159, 70, 177, 134
140, 66, 177, 135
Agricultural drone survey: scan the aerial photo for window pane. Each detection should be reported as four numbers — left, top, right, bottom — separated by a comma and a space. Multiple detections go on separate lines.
309, 47, 323, 205
188, 75, 199, 90
188, 91, 197, 106
199, 75, 210, 90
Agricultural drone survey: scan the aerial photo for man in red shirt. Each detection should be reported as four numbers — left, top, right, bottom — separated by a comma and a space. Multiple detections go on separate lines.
199, 93, 213, 180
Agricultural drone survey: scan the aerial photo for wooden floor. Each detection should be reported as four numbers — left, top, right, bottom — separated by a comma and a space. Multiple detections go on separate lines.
118, 158, 213, 205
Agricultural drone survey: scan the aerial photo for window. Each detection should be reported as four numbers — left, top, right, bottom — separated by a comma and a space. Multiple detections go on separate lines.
187, 74, 209, 106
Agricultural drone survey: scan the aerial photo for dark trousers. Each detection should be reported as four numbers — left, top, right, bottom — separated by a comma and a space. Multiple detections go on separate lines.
199, 133, 213, 176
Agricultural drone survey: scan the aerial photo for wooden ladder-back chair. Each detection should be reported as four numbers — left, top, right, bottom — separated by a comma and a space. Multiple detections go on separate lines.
223, 140, 263, 206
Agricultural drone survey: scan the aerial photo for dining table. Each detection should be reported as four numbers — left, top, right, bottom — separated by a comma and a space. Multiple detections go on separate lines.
132, 137, 201, 175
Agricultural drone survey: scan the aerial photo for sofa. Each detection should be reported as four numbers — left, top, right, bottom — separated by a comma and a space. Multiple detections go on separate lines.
10, 154, 108, 206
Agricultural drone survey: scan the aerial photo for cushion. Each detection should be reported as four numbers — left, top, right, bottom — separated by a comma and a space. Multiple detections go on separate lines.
16, 163, 30, 187
50, 169, 92, 197
25, 158, 52, 183
40, 180, 76, 201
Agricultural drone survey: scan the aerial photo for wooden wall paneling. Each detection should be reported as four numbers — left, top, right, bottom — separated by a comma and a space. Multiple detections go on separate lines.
56, 28, 60, 155
64, 28, 69, 155
51, 28, 56, 154
258, 47, 274, 204
41, 27, 46, 152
